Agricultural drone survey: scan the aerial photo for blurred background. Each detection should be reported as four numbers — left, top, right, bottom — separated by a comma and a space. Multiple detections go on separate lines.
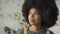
0, 0, 60, 34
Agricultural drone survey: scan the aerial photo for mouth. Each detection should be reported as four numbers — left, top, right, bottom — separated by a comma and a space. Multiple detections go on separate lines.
29, 19, 35, 22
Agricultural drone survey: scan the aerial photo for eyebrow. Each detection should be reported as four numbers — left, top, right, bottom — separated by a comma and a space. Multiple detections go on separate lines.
35, 10, 39, 13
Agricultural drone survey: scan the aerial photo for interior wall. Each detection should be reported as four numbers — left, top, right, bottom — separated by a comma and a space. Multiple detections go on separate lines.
0, 0, 60, 34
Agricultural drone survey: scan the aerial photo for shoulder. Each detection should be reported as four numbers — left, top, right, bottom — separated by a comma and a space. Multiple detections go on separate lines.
46, 29, 54, 34
17, 27, 28, 34
50, 31, 54, 34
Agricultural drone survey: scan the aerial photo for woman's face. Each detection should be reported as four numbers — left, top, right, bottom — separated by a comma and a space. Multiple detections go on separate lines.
28, 8, 42, 25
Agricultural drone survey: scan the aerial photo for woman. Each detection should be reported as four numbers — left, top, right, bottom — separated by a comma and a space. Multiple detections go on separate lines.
18, 0, 58, 34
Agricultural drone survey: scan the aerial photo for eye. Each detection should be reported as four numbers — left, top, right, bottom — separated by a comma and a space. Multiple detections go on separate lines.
35, 12, 40, 15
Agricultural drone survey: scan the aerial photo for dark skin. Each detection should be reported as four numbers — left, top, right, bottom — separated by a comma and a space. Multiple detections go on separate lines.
28, 7, 44, 33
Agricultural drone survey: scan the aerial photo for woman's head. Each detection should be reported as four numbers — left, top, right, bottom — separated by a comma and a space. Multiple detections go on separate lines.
22, 0, 58, 28
28, 7, 42, 26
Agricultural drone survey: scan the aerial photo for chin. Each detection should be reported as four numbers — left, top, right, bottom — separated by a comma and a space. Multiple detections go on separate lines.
30, 22, 34, 25
30, 23, 37, 25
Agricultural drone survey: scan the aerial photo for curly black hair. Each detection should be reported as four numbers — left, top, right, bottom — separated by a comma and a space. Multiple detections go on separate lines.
22, 0, 58, 28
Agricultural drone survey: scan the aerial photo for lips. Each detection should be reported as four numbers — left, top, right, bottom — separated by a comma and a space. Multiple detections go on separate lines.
29, 19, 35, 22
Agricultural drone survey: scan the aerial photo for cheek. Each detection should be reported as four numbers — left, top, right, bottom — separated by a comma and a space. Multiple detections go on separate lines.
28, 15, 30, 19
28, 15, 31, 21
35, 16, 41, 22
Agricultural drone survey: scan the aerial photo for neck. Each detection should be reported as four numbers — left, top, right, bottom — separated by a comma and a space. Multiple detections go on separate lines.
29, 25, 43, 32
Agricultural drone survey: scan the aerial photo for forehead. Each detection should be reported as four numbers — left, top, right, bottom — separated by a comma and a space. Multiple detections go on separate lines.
29, 7, 39, 12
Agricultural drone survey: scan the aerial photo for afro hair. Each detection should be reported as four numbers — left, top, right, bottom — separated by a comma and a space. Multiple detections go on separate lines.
22, 0, 58, 28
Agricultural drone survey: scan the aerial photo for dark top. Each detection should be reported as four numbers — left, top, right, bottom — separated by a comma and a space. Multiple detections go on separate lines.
17, 28, 54, 34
